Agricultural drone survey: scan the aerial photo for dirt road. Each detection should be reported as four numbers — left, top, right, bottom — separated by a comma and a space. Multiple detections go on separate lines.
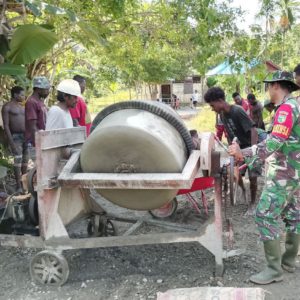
0, 181, 299, 300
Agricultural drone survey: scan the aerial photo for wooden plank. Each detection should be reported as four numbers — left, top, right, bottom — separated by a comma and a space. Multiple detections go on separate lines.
0, 234, 44, 249
58, 150, 201, 189
36, 127, 86, 150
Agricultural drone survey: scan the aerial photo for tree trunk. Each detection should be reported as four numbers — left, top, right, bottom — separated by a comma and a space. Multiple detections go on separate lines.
148, 84, 158, 100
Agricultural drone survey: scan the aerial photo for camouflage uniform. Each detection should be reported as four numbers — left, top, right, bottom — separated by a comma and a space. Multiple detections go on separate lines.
242, 74, 300, 241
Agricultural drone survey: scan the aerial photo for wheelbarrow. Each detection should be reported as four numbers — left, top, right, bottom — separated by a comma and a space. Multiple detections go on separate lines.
149, 176, 214, 218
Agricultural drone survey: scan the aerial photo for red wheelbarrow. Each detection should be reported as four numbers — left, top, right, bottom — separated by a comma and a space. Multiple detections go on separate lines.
149, 176, 214, 218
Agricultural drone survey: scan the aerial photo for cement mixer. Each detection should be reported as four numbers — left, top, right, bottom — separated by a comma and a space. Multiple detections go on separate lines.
0, 100, 234, 286
80, 101, 194, 210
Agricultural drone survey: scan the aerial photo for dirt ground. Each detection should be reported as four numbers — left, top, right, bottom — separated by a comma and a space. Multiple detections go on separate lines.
0, 177, 299, 300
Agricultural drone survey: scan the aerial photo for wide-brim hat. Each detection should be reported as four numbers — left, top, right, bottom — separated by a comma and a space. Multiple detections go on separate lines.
263, 70, 300, 92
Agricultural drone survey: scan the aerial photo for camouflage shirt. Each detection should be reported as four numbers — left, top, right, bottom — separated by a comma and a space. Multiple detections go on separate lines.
242, 95, 300, 178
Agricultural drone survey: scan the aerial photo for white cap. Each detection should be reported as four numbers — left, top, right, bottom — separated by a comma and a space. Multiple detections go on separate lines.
57, 79, 81, 97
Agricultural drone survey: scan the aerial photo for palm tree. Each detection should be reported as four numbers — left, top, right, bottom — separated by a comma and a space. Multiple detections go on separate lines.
257, 0, 277, 58
278, 0, 300, 66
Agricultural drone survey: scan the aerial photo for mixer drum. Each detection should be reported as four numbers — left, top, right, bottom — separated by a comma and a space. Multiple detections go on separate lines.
80, 101, 194, 210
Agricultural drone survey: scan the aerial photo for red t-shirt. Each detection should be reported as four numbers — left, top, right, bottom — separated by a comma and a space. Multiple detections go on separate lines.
25, 94, 47, 143
241, 99, 250, 115
69, 96, 91, 136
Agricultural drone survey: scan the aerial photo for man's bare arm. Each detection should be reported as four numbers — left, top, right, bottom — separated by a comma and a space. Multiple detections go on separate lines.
1, 104, 17, 153
251, 127, 258, 145
27, 119, 38, 146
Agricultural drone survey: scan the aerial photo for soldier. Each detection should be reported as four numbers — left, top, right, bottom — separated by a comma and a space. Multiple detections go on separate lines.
228, 71, 300, 284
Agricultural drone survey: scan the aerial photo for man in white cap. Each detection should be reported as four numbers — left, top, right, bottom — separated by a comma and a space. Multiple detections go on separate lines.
46, 79, 81, 130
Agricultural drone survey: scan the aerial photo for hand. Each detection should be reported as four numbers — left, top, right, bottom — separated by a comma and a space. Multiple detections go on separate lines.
228, 141, 243, 161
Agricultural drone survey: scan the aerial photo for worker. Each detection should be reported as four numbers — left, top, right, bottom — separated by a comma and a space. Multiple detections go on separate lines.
204, 87, 258, 215
228, 71, 300, 284
232, 92, 250, 116
1, 86, 28, 193
46, 79, 81, 130
69, 75, 92, 136
247, 93, 265, 130
25, 76, 50, 160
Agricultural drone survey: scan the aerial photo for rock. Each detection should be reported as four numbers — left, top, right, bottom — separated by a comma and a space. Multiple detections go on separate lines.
217, 281, 224, 287
143, 278, 148, 283
156, 279, 163, 284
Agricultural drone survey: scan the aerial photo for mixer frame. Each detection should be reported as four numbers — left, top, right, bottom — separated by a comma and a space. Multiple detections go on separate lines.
0, 127, 229, 286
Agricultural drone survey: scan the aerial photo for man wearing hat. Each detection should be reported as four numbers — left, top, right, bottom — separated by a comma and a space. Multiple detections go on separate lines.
25, 76, 50, 148
46, 79, 80, 130
229, 70, 300, 284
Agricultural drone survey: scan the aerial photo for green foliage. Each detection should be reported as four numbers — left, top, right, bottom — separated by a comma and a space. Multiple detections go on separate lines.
1, 0, 300, 103
0, 63, 26, 76
206, 77, 218, 88
7, 24, 59, 65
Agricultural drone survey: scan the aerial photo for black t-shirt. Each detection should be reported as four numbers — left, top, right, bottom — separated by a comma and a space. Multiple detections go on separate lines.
220, 105, 254, 149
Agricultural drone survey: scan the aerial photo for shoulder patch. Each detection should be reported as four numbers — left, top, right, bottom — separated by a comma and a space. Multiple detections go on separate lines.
271, 103, 293, 139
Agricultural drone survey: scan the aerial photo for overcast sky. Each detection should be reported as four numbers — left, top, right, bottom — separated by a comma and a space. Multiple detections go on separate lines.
229, 0, 261, 31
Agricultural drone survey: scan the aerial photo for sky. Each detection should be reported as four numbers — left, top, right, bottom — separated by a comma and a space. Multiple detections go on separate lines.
229, 0, 261, 32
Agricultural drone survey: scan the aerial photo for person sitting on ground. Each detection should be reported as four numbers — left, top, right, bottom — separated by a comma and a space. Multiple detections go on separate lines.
204, 87, 258, 215
69, 75, 92, 136
46, 79, 81, 130
232, 92, 250, 116
1, 86, 28, 193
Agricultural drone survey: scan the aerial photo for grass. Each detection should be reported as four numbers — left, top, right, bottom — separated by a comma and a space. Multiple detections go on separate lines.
88, 90, 217, 134
88, 90, 131, 114
185, 105, 216, 133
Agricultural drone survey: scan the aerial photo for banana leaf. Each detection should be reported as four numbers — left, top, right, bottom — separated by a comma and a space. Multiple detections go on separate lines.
7, 24, 58, 65
0, 63, 26, 75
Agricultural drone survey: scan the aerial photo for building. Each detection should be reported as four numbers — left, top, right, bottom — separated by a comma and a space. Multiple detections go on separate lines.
160, 75, 205, 105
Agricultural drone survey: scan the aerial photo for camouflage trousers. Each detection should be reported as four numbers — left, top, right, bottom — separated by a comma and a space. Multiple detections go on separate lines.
255, 168, 300, 241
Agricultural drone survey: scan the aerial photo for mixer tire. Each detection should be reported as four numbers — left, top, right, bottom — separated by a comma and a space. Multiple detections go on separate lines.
30, 250, 69, 286
91, 101, 194, 155
149, 198, 178, 219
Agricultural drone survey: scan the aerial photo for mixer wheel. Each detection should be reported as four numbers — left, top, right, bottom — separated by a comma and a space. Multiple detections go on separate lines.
30, 250, 69, 286
149, 198, 178, 219
90, 101, 194, 155
87, 215, 118, 237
